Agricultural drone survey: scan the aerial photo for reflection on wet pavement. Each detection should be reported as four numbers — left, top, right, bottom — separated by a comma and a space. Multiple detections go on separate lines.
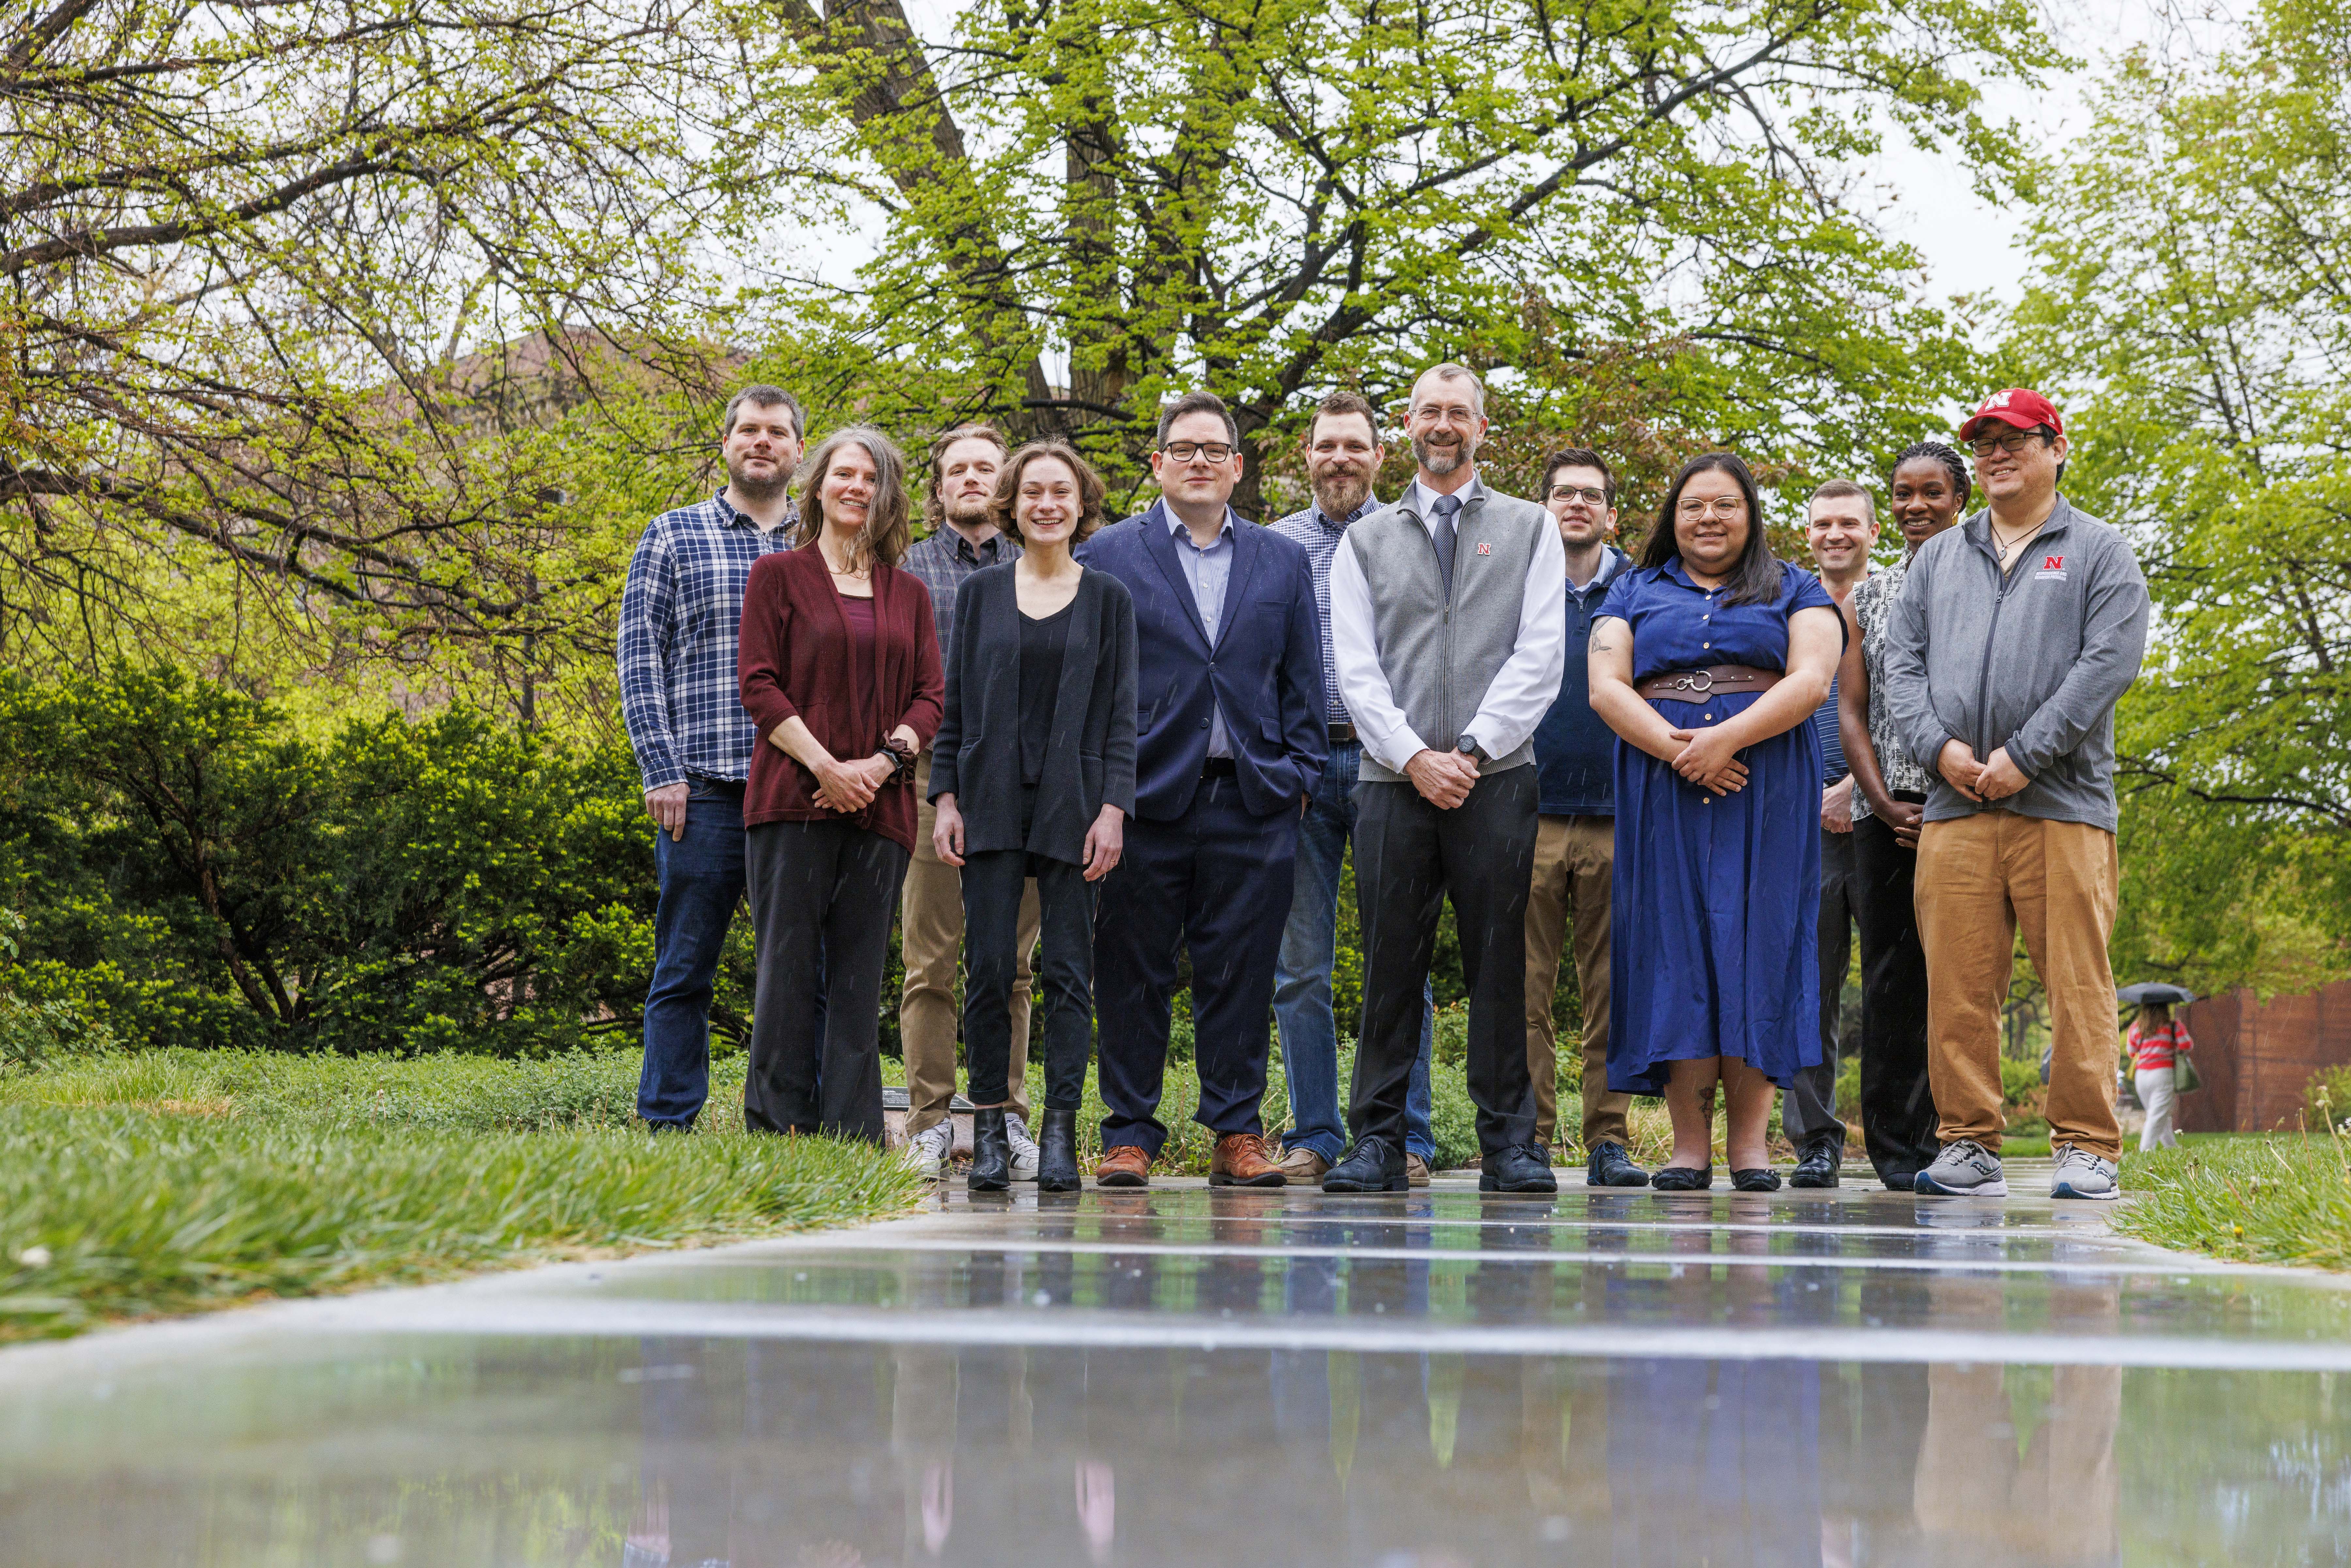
3, 1181, 2347, 1565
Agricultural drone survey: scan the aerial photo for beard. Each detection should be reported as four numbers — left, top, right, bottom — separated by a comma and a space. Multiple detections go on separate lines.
942, 491, 993, 531
1310, 467, 1373, 519
1412, 432, 1469, 476
726, 456, 791, 504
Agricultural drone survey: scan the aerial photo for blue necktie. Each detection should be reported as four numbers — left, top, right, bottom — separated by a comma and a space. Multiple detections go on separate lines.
1429, 492, 1462, 593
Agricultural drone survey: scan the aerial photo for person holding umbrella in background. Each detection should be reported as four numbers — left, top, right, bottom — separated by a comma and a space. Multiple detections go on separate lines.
2119, 982, 2196, 1151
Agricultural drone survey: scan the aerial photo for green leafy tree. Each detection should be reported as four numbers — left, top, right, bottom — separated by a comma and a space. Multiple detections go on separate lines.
770, 0, 2055, 511
2007, 0, 2351, 993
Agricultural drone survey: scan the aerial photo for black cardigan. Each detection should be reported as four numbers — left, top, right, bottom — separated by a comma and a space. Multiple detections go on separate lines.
929, 563, 1139, 864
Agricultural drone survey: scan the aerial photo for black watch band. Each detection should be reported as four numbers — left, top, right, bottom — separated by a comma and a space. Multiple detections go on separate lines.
1457, 734, 1488, 765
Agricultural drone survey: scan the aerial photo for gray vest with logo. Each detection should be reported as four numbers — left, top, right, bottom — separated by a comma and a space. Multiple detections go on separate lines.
1345, 483, 1548, 784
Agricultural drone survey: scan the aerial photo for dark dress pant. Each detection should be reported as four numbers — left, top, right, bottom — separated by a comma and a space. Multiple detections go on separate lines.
963, 843, 1096, 1113
1092, 772, 1296, 1156
638, 777, 747, 1127
1786, 825, 1856, 1148
1351, 765, 1541, 1155
1852, 794, 1940, 1178
743, 818, 907, 1140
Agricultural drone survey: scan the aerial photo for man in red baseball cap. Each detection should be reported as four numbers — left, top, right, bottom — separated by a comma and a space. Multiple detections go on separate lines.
1878, 387, 2150, 1204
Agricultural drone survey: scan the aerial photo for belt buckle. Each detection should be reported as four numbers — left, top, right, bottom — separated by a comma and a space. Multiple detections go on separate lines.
1678, 670, 1714, 693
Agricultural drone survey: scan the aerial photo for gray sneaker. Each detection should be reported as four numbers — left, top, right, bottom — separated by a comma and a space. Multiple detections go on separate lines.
905, 1120, 954, 1181
1006, 1113, 1041, 1182
2050, 1144, 2120, 1201
1912, 1139, 2009, 1197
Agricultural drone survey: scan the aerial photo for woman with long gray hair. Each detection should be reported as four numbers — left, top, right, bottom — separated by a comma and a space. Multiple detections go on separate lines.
736, 425, 942, 1138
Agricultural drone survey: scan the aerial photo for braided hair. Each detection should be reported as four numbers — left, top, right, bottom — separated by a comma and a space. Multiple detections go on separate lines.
1888, 440, 1970, 501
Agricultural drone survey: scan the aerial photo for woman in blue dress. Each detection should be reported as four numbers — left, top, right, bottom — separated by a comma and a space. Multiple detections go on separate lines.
1588, 453, 1845, 1192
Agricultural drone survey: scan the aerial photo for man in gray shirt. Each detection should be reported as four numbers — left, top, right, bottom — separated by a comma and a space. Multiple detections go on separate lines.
1881, 388, 2150, 1203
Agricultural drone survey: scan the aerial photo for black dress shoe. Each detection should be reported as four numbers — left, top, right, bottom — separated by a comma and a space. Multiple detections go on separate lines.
1036, 1108, 1081, 1193
968, 1108, 1012, 1192
1480, 1143, 1559, 1194
1879, 1168, 1916, 1192
1788, 1136, 1843, 1189
1731, 1167, 1782, 1192
1586, 1140, 1652, 1189
1323, 1135, 1406, 1192
1650, 1165, 1713, 1192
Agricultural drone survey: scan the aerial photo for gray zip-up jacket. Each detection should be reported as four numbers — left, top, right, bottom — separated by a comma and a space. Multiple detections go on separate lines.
1880, 496, 2149, 831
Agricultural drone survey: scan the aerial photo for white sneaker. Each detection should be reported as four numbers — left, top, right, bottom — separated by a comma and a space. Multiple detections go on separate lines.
1006, 1113, 1041, 1182
1912, 1138, 2009, 1197
2050, 1143, 2120, 1201
905, 1120, 954, 1181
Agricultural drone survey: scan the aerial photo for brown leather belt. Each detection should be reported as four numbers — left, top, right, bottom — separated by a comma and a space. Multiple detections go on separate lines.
1636, 664, 1783, 702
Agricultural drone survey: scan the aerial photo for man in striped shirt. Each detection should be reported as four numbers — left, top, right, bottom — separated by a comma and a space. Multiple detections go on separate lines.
1266, 391, 1439, 1185
1788, 480, 1878, 1185
619, 384, 806, 1128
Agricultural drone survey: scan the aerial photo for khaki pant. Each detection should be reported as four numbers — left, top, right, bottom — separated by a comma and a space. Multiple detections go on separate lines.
901, 751, 1040, 1133
1522, 814, 1626, 1149
1914, 810, 2121, 1158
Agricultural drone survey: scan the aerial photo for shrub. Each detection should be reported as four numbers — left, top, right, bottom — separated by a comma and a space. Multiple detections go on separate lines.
2304, 1064, 2351, 1133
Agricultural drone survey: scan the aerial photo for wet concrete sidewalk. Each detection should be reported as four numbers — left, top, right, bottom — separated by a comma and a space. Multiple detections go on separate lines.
4, 1169, 2349, 1566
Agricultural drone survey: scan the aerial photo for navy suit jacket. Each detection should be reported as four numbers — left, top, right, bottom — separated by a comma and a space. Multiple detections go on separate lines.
1077, 501, 1327, 821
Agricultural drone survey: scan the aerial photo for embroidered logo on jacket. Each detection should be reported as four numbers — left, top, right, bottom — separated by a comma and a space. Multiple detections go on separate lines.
1476, 541, 1491, 555
2035, 552, 2067, 581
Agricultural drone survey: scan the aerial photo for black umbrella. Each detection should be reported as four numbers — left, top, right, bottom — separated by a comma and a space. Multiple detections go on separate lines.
2118, 982, 2197, 1006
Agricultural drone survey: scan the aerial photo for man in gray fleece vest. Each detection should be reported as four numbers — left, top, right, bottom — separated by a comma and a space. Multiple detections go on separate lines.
1880, 388, 2150, 1203
1324, 363, 1567, 1193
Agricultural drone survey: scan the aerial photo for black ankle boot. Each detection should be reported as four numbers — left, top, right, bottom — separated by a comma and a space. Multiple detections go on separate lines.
1037, 1108, 1081, 1192
968, 1108, 1011, 1192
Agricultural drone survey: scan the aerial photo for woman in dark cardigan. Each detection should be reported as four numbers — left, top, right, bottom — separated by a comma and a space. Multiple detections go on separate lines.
737, 425, 942, 1139
930, 440, 1138, 1190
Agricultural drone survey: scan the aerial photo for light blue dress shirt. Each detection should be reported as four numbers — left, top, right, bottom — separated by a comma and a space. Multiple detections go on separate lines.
1167, 510, 1237, 758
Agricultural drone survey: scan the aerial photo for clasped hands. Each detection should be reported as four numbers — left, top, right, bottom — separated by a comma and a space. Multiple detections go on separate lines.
1936, 739, 2028, 803
1669, 726, 1749, 796
813, 725, 920, 813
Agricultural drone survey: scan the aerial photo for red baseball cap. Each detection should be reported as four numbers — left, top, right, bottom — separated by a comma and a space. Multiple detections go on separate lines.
1959, 388, 2063, 442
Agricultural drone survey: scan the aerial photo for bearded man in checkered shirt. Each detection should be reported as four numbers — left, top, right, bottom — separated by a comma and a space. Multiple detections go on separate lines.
619, 384, 807, 1128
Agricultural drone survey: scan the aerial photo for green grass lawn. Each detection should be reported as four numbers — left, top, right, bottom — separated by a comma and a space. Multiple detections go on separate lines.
0, 1050, 921, 1342
2113, 1131, 2351, 1272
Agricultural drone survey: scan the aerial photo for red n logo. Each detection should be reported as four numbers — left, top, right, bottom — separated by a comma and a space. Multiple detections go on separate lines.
2043, 554, 2064, 570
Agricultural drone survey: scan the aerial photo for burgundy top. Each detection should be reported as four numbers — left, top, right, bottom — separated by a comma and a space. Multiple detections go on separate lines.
737, 544, 942, 853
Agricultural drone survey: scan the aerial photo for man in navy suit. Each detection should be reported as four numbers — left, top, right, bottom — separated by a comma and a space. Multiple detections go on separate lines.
1077, 390, 1328, 1187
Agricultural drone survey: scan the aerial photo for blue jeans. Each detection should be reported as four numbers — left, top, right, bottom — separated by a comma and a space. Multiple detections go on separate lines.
1272, 741, 1435, 1162
638, 777, 747, 1127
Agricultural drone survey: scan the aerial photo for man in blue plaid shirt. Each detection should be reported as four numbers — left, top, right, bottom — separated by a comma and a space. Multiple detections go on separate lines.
619, 384, 806, 1128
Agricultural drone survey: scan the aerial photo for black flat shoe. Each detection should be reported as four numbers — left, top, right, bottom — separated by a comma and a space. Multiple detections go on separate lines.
1878, 1169, 1916, 1192
1323, 1135, 1406, 1192
1035, 1108, 1081, 1193
1788, 1136, 1842, 1189
1586, 1140, 1652, 1189
1650, 1165, 1713, 1192
967, 1108, 1011, 1192
1731, 1167, 1782, 1192
1480, 1143, 1559, 1194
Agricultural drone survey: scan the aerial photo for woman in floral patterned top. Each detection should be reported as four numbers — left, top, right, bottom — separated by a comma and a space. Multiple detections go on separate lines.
1831, 442, 1970, 1188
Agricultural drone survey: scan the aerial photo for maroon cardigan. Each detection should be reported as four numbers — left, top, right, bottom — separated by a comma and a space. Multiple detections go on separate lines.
737, 544, 943, 853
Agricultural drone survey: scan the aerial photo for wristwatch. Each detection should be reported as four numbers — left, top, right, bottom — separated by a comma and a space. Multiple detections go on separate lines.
1457, 734, 1489, 766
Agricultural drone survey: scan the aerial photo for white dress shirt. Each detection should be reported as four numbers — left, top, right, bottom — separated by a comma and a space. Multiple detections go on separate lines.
1328, 471, 1568, 775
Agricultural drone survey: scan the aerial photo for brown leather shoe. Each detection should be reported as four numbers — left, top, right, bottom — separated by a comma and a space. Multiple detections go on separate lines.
1095, 1144, 1151, 1187
1277, 1145, 1330, 1182
1406, 1152, 1432, 1188
1210, 1132, 1287, 1187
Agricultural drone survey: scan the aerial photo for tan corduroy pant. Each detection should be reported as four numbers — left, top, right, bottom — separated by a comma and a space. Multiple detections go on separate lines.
1522, 813, 1626, 1150
1913, 810, 2122, 1159
900, 750, 1040, 1134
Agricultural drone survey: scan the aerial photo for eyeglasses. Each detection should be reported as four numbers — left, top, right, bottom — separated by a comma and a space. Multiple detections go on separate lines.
1160, 441, 1235, 464
1549, 485, 1608, 506
1676, 497, 1746, 520
1967, 428, 2054, 460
